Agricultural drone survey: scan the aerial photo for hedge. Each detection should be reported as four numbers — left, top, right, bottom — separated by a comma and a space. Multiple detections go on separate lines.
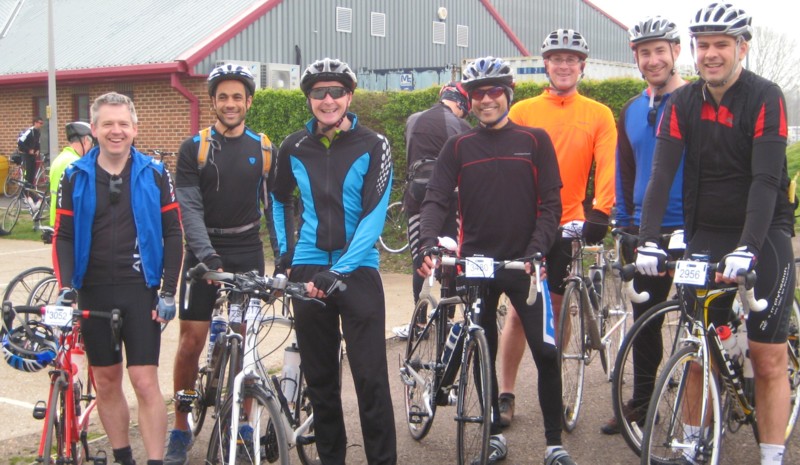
246, 78, 648, 192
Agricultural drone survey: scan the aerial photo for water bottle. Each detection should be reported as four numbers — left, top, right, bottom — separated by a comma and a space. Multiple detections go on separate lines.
717, 324, 753, 381
280, 344, 301, 403
71, 346, 86, 390
208, 315, 228, 365
441, 322, 462, 366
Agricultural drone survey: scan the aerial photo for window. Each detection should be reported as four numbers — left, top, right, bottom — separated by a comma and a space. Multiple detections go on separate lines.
433, 21, 445, 45
337, 7, 352, 33
34, 96, 47, 120
457, 25, 469, 48
73, 94, 91, 122
371, 12, 386, 37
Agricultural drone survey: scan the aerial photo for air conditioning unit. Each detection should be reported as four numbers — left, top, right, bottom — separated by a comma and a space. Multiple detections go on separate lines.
263, 63, 301, 90
214, 60, 263, 90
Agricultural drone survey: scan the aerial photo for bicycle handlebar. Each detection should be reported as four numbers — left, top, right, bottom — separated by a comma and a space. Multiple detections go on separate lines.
437, 254, 539, 307
2, 302, 123, 350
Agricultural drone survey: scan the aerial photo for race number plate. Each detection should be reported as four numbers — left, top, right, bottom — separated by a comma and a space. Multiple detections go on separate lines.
465, 256, 494, 278
668, 230, 686, 251
43, 305, 73, 327
673, 260, 708, 286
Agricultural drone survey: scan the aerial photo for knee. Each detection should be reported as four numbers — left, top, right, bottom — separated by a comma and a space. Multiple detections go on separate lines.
128, 368, 162, 398
177, 330, 207, 359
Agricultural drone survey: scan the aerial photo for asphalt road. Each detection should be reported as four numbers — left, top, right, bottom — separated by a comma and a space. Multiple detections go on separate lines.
0, 236, 797, 464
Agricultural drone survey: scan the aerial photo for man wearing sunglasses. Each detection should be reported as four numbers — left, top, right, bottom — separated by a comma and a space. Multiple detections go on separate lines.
600, 16, 687, 436
498, 29, 617, 428
49, 121, 95, 226
271, 58, 397, 465
417, 56, 572, 464
53, 92, 183, 465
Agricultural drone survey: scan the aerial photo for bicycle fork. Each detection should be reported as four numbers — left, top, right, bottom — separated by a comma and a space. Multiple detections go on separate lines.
579, 283, 604, 351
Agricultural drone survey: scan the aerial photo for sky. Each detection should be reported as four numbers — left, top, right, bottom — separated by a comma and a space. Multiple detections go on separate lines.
590, 0, 800, 64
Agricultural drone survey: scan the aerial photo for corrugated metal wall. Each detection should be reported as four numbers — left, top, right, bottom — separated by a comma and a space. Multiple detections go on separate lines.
197, 0, 632, 90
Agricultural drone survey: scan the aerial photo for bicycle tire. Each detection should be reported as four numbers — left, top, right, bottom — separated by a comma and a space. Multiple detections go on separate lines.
1, 196, 21, 233
600, 264, 629, 382
206, 384, 290, 465
2, 266, 55, 332
611, 300, 684, 455
787, 298, 800, 441
4, 165, 22, 198
35, 166, 49, 193
455, 328, 492, 465
558, 281, 586, 432
27, 276, 59, 307
189, 365, 210, 436
378, 201, 409, 253
402, 295, 440, 441
40, 376, 68, 465
294, 370, 322, 465
640, 344, 722, 465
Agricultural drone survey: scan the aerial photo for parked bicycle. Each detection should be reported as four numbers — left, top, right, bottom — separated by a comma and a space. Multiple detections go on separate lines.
4, 151, 49, 198
399, 237, 538, 464
639, 258, 800, 465
187, 263, 340, 465
1, 177, 50, 234
1, 300, 123, 465
379, 200, 408, 254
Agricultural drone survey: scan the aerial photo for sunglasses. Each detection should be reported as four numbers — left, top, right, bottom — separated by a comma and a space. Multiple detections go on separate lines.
308, 86, 350, 100
647, 95, 664, 127
470, 86, 505, 101
109, 174, 122, 205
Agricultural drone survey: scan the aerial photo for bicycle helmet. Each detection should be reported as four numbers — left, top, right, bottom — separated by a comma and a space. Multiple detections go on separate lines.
541, 29, 590, 59
2, 320, 57, 373
460, 56, 514, 93
300, 58, 358, 96
208, 64, 257, 97
689, 3, 752, 41
438, 82, 471, 115
629, 16, 681, 48
65, 121, 92, 142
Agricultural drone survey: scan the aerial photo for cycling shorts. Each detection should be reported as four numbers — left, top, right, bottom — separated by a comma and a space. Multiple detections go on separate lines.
78, 283, 161, 367
179, 248, 265, 322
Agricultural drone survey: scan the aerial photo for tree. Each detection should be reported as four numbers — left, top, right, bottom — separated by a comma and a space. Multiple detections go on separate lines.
748, 26, 800, 126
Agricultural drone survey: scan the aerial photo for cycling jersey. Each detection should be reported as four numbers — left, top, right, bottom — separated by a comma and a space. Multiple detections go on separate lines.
640, 69, 794, 255
17, 125, 40, 154
49, 146, 81, 226
419, 120, 562, 259
272, 113, 393, 274
508, 88, 616, 223
616, 89, 684, 228
54, 147, 183, 293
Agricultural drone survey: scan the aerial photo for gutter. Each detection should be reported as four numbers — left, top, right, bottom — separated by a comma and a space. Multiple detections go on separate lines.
171, 72, 200, 135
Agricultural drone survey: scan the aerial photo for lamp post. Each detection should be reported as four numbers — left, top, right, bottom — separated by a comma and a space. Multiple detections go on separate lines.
47, 0, 58, 159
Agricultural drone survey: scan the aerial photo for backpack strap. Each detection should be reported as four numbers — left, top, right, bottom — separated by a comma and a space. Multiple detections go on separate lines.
197, 126, 213, 170
259, 132, 272, 176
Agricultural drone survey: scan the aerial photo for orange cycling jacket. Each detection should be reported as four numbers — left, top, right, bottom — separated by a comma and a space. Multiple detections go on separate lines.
509, 88, 617, 224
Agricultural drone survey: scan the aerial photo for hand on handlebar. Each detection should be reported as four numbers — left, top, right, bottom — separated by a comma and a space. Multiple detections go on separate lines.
716, 246, 756, 284
414, 246, 439, 278
56, 287, 77, 307
307, 270, 348, 299
635, 242, 667, 276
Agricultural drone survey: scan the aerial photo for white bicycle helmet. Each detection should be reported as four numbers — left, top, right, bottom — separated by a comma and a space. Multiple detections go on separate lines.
2, 320, 58, 373
208, 64, 257, 97
689, 2, 752, 41
300, 58, 358, 96
460, 56, 514, 93
541, 29, 589, 59
629, 16, 681, 48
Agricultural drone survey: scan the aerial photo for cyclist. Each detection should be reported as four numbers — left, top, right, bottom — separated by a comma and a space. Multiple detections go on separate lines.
499, 28, 617, 427
600, 15, 687, 435
636, 4, 795, 464
391, 81, 471, 339
49, 121, 95, 226
53, 92, 183, 465
17, 116, 43, 187
271, 57, 397, 465
164, 64, 292, 464
417, 56, 577, 465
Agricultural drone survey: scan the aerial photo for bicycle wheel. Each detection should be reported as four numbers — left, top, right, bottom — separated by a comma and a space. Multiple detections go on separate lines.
612, 300, 684, 455
36, 194, 51, 229
785, 298, 800, 441
294, 370, 321, 465
2, 266, 55, 332
640, 344, 722, 465
600, 265, 630, 381
35, 166, 50, 192
379, 201, 409, 253
402, 295, 440, 440
455, 328, 492, 465
4, 164, 22, 198
27, 276, 59, 307
40, 377, 68, 465
558, 281, 586, 432
206, 384, 290, 465
1, 196, 22, 233
189, 365, 210, 436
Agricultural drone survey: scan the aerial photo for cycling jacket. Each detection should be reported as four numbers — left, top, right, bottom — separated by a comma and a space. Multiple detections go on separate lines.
272, 113, 392, 274
49, 146, 81, 226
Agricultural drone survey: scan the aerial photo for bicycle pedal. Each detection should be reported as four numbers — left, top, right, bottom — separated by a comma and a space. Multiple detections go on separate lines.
91, 450, 108, 465
32, 400, 47, 420
174, 389, 199, 413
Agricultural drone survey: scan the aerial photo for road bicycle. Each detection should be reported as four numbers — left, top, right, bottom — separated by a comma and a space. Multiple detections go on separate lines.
1, 177, 50, 234
399, 239, 538, 464
639, 258, 800, 465
4, 151, 49, 198
188, 263, 339, 465
379, 200, 409, 254
1, 301, 123, 465
557, 225, 642, 431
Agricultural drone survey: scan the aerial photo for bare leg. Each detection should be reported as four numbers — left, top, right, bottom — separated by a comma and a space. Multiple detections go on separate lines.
750, 340, 790, 445
129, 365, 167, 460
171, 320, 209, 431
92, 364, 131, 449
498, 303, 526, 394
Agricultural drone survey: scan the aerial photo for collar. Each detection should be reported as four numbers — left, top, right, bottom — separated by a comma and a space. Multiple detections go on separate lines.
542, 87, 579, 104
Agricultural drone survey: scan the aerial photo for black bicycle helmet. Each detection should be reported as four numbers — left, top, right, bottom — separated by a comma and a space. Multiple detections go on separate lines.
689, 2, 752, 41
460, 56, 514, 93
300, 58, 358, 96
65, 121, 92, 142
207, 64, 257, 97
629, 16, 681, 48
541, 29, 590, 59
2, 320, 58, 373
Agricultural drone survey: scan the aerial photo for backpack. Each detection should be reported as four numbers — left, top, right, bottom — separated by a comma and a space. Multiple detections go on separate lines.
197, 126, 272, 175
406, 157, 437, 203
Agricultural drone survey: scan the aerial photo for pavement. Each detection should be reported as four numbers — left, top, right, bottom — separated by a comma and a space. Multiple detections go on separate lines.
0, 232, 797, 464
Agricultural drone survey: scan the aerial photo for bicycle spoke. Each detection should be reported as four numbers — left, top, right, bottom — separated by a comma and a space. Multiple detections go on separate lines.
558, 282, 585, 432
402, 296, 439, 441
456, 329, 491, 465
379, 201, 409, 253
